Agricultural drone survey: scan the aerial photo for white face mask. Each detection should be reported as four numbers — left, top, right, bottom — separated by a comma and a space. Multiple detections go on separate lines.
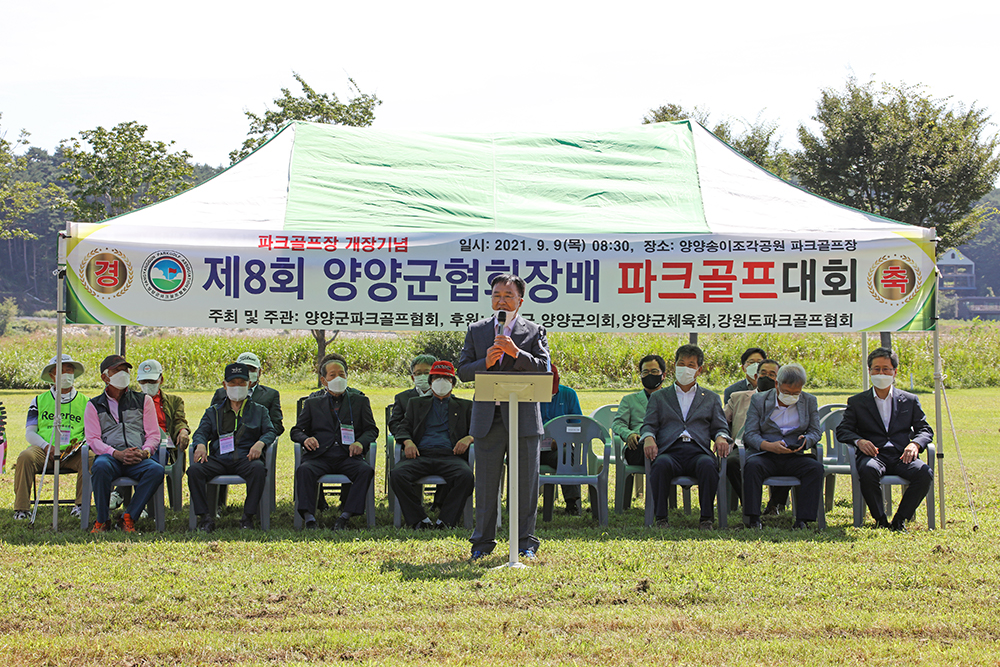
778, 392, 800, 406
745, 362, 759, 379
431, 378, 453, 397
493, 309, 518, 328
674, 366, 697, 385
248, 370, 259, 384
140, 382, 160, 397
57, 375, 75, 389
226, 385, 249, 402
414, 374, 431, 393
108, 370, 131, 389
871, 374, 895, 390
327, 377, 348, 394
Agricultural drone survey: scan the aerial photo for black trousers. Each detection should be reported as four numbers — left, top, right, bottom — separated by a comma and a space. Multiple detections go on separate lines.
743, 452, 824, 521
857, 450, 932, 523
295, 447, 374, 517
390, 453, 474, 527
187, 453, 266, 517
650, 443, 719, 521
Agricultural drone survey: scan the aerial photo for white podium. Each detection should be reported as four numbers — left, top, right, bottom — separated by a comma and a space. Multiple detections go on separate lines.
475, 371, 552, 568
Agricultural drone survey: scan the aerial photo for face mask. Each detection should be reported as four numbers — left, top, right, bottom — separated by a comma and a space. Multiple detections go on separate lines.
226, 385, 249, 401
871, 374, 895, 390
248, 370, 259, 384
641, 373, 663, 390
778, 392, 800, 406
431, 378, 453, 396
57, 375, 75, 389
674, 366, 697, 385
493, 309, 518, 328
108, 371, 131, 389
757, 376, 776, 392
327, 377, 348, 394
414, 374, 430, 393
745, 362, 759, 379
140, 382, 160, 397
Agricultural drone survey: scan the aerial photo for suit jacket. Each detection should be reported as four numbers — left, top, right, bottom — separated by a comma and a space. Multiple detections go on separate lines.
611, 389, 652, 443
290, 388, 378, 459
742, 389, 821, 456
213, 383, 284, 436
395, 394, 473, 458
724, 389, 756, 440
639, 384, 729, 457
388, 387, 421, 439
458, 316, 551, 438
724, 377, 751, 404
836, 387, 933, 456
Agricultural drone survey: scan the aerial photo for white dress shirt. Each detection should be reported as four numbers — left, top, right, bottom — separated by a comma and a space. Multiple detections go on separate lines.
873, 385, 894, 432
675, 382, 698, 439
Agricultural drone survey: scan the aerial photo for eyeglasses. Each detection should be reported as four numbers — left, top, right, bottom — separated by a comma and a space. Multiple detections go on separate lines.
640, 370, 662, 377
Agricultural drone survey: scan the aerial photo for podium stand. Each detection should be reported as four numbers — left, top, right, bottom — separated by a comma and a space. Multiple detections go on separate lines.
475, 371, 552, 569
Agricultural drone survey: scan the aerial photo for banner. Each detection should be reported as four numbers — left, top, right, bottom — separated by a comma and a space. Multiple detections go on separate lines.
65, 224, 937, 332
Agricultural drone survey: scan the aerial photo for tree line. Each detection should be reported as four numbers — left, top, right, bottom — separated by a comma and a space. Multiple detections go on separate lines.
2, 74, 999, 315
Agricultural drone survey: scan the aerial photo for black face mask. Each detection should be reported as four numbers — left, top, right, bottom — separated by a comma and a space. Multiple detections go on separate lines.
756, 376, 776, 392
641, 373, 664, 390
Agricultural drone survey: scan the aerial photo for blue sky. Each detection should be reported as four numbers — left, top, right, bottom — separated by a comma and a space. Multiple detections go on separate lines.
3, 0, 997, 170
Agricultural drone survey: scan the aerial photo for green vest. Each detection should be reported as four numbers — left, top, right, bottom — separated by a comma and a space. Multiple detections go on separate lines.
36, 390, 88, 451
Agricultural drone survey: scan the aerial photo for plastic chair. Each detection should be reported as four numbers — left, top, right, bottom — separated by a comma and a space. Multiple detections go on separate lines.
737, 443, 826, 529
161, 429, 187, 512
186, 442, 277, 531
846, 442, 936, 529
81, 444, 167, 532
539, 416, 611, 526
643, 447, 728, 528
292, 442, 377, 529
384, 404, 396, 513
387, 443, 475, 528
816, 408, 850, 512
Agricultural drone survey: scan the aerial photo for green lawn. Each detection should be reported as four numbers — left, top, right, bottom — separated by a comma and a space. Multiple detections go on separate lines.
0, 383, 996, 665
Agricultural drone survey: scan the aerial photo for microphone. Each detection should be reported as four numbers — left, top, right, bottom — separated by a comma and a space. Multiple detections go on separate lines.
491, 311, 507, 370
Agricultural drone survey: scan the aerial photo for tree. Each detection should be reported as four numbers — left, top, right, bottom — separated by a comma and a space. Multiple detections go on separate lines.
793, 78, 1000, 253
59, 121, 195, 222
1, 114, 61, 240
233, 73, 381, 366
643, 103, 791, 179
229, 72, 381, 164
959, 188, 1000, 296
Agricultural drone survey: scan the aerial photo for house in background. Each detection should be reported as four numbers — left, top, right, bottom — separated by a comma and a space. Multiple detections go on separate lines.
938, 249, 976, 293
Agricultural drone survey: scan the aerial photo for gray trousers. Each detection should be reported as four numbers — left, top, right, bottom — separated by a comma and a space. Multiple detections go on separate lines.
470, 410, 541, 555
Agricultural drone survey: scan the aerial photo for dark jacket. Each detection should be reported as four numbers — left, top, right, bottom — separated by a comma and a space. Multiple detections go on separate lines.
395, 394, 473, 458
837, 387, 933, 455
213, 383, 284, 436
192, 398, 276, 457
389, 387, 421, 439
290, 388, 378, 459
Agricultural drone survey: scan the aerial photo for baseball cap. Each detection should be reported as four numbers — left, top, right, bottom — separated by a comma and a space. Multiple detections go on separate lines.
429, 360, 456, 379
100, 354, 132, 374
137, 359, 163, 381
225, 363, 250, 381
236, 352, 261, 369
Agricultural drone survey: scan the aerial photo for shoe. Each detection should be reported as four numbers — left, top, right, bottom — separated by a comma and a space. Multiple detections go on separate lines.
470, 550, 488, 562
434, 520, 448, 530
304, 519, 318, 530
413, 520, 434, 530
121, 513, 137, 533
744, 517, 763, 530
240, 515, 255, 530
332, 517, 350, 531
565, 499, 582, 516
654, 518, 670, 529
518, 547, 538, 560
70, 505, 82, 518
762, 502, 782, 516
90, 521, 107, 533
139, 509, 149, 520
889, 519, 907, 533
791, 520, 809, 531
13, 510, 30, 521
875, 515, 891, 530
198, 516, 215, 533
699, 520, 715, 531
109, 491, 124, 511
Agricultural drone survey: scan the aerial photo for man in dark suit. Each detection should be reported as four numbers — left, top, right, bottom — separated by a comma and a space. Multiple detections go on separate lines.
641, 344, 730, 530
212, 352, 283, 437
723, 347, 767, 404
388, 354, 437, 438
837, 347, 933, 532
390, 361, 474, 529
458, 272, 551, 561
741, 363, 824, 530
291, 353, 378, 530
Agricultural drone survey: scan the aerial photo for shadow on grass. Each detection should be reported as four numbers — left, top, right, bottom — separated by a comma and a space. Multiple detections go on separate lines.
378, 558, 484, 581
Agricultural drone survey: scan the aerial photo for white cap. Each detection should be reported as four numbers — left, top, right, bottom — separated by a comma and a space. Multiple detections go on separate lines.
137, 359, 163, 381
236, 352, 261, 370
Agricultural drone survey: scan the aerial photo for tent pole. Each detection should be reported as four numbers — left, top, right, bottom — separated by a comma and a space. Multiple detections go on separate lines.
689, 333, 697, 345
54, 228, 69, 530
880, 332, 892, 350
861, 333, 869, 389
114, 326, 126, 357
933, 288, 945, 529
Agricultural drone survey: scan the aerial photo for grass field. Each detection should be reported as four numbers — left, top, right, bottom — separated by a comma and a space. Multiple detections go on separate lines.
0, 382, 997, 665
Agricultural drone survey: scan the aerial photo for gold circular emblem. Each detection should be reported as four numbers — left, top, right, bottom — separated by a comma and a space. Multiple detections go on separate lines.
79, 248, 133, 298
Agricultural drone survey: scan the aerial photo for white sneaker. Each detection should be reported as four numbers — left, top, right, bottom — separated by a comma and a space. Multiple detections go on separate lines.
139, 510, 148, 520
70, 505, 82, 517
109, 491, 124, 510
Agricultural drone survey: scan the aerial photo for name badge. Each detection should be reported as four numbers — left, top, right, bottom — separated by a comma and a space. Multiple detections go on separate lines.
60, 429, 72, 448
341, 425, 355, 446
220, 432, 235, 454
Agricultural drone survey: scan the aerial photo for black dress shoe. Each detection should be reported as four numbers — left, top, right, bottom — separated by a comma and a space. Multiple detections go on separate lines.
304, 519, 319, 530
240, 515, 255, 530
744, 517, 763, 530
791, 520, 809, 530
654, 517, 670, 529
198, 516, 215, 533
875, 516, 891, 530
565, 499, 582, 516
332, 516, 350, 531
889, 519, 907, 533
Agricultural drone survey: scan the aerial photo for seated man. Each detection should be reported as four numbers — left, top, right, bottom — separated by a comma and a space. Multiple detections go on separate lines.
388, 354, 437, 438
741, 363, 824, 530
641, 344, 730, 529
84, 355, 163, 533
291, 353, 378, 530
612, 354, 666, 500
538, 364, 584, 515
837, 347, 933, 532
389, 361, 474, 529
213, 352, 283, 437
724, 347, 767, 404
187, 363, 276, 532
14, 355, 91, 520
137, 359, 190, 451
